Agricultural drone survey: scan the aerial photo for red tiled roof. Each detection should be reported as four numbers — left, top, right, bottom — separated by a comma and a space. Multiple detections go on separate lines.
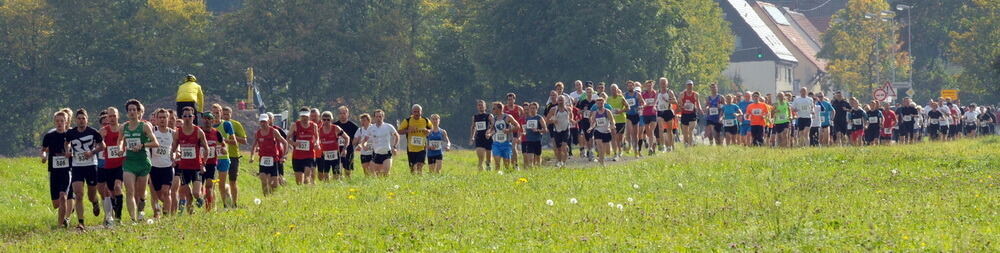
756, 1, 827, 71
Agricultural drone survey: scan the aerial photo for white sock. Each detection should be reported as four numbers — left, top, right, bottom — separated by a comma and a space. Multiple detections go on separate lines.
103, 197, 113, 220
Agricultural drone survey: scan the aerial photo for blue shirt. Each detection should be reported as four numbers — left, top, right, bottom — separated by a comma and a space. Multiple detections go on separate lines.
625, 92, 640, 115
819, 101, 834, 126
706, 95, 722, 122
722, 104, 740, 120
427, 129, 445, 156
737, 100, 752, 123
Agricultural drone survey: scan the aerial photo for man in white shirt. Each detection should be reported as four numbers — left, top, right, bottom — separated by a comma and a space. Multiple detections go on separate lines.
366, 109, 399, 177
791, 88, 815, 146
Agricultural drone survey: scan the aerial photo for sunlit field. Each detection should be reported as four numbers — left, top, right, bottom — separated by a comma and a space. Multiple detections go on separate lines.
2, 137, 999, 251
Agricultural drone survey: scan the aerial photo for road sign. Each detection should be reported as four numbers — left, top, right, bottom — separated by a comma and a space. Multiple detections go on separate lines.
882, 82, 896, 97
941, 89, 959, 100
893, 81, 911, 89
905, 89, 915, 97
874, 89, 888, 101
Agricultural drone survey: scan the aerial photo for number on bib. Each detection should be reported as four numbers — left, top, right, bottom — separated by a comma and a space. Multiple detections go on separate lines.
644, 98, 655, 105
323, 151, 339, 161
684, 102, 695, 111
155, 147, 169, 157
868, 117, 879, 123
180, 147, 196, 159
709, 107, 719, 115
475, 121, 487, 131
930, 119, 939, 125
903, 115, 912, 122
126, 138, 141, 150
626, 98, 636, 107
107, 146, 123, 159
53, 157, 69, 169
410, 136, 426, 146
752, 109, 762, 116
853, 119, 863, 125
723, 119, 735, 127
295, 140, 310, 151
777, 114, 787, 121
429, 140, 443, 150
526, 120, 538, 130
493, 132, 508, 143
883, 128, 892, 135
656, 103, 669, 111
338, 138, 347, 147
260, 156, 274, 167
595, 118, 609, 127
73, 152, 92, 164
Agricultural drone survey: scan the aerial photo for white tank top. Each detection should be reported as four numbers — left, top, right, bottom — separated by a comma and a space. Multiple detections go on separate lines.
554, 109, 571, 132
151, 127, 175, 168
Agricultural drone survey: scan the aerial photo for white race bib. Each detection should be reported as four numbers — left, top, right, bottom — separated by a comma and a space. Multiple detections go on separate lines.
883, 128, 892, 135
868, 117, 879, 123
644, 98, 655, 105
684, 102, 695, 111
323, 150, 338, 161
410, 136, 426, 146
295, 140, 310, 151
526, 120, 538, 130
260, 156, 274, 167
126, 138, 141, 150
595, 118, 609, 127
903, 115, 912, 122
107, 146, 123, 159
723, 119, 735, 127
709, 107, 719, 115
73, 152, 93, 165
656, 103, 669, 111
429, 140, 443, 150
930, 119, 939, 125
52, 156, 69, 169
493, 132, 508, 143
338, 137, 347, 147
180, 147, 196, 159
777, 114, 787, 121
475, 121, 487, 131
853, 119, 863, 125
155, 147, 169, 157
752, 109, 762, 116
626, 98, 636, 107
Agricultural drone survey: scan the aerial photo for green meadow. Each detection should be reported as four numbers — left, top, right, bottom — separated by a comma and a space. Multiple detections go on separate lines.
2, 138, 999, 251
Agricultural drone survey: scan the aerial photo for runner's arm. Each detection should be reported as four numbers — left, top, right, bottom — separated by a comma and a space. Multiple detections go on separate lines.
171, 131, 180, 160
198, 129, 208, 171
143, 123, 160, 148
442, 130, 452, 151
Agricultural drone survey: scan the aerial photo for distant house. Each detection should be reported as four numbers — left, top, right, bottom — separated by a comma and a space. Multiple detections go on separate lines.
719, 0, 798, 95
754, 1, 828, 92
758, 0, 848, 32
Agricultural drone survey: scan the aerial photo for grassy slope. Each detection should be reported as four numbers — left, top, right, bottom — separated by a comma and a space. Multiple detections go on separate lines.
2, 138, 999, 251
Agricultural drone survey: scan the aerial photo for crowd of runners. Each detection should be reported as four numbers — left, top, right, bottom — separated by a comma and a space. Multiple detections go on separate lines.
39, 76, 998, 230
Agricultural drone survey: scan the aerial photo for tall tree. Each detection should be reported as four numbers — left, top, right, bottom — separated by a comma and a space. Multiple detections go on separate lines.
948, 0, 1000, 102
819, 0, 910, 98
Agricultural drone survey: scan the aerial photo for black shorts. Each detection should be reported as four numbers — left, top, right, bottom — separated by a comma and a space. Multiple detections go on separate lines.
277, 161, 285, 176
865, 125, 880, 142
407, 151, 426, 166
965, 125, 977, 134
150, 166, 173, 191
640, 115, 656, 126
98, 167, 123, 187
340, 149, 354, 171
427, 154, 443, 164
578, 119, 592, 140
178, 169, 202, 186
373, 153, 392, 164
474, 136, 492, 150
259, 165, 278, 177
680, 113, 697, 125
615, 123, 626, 134
723, 126, 739, 135
292, 159, 315, 173
773, 123, 789, 133
229, 157, 241, 182
657, 110, 675, 122
706, 121, 722, 131
834, 120, 849, 134
360, 154, 373, 164
318, 158, 341, 174
523, 141, 542, 155
624, 114, 638, 125
552, 130, 571, 146
70, 166, 98, 186
898, 123, 914, 136
796, 118, 812, 131
949, 125, 960, 137
202, 164, 217, 180
49, 168, 71, 200
594, 132, 612, 143
569, 128, 580, 144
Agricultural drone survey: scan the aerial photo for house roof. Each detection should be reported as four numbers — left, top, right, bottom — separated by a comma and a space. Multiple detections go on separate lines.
785, 10, 823, 47
725, 0, 798, 63
756, 1, 827, 71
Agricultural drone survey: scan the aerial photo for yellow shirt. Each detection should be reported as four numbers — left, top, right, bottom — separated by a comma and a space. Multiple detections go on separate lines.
398, 116, 432, 152
176, 81, 204, 112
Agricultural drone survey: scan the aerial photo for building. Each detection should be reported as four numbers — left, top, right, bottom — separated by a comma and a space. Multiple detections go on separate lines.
759, 0, 848, 32
719, 0, 798, 95
755, 1, 829, 92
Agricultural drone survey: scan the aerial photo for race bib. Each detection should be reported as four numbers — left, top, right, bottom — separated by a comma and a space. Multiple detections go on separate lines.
295, 140, 310, 151
626, 98, 636, 107
73, 152, 93, 164
429, 140, 443, 150
154, 147, 169, 157
126, 138, 141, 150
930, 119, 939, 125
526, 120, 538, 130
656, 103, 669, 111
709, 107, 719, 115
323, 150, 339, 161
752, 109, 762, 116
776, 114, 787, 121
475, 121, 487, 131
53, 157, 69, 169
868, 117, 879, 123
107, 146, 123, 159
410, 136, 426, 146
883, 128, 892, 135
644, 98, 655, 105
180, 147, 196, 159
260, 156, 274, 167
853, 119, 863, 125
684, 102, 695, 111
723, 119, 735, 127
338, 137, 347, 147
903, 115, 912, 122
595, 118, 609, 127
493, 132, 508, 142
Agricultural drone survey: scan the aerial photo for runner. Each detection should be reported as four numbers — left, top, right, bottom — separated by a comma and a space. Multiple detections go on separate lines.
848, 98, 867, 146
364, 110, 399, 177
318, 111, 350, 180
489, 102, 521, 171
655, 79, 676, 152
149, 109, 175, 217
588, 97, 616, 167
675, 80, 700, 147
175, 74, 203, 125
65, 108, 106, 230
333, 106, 359, 178
927, 102, 944, 140
522, 102, 547, 168
745, 93, 770, 146
737, 92, 753, 146
791, 88, 814, 147
399, 104, 432, 175
897, 98, 918, 144
831, 92, 852, 145
721, 95, 743, 145
623, 82, 642, 156
574, 87, 595, 160
639, 81, 658, 156
199, 112, 225, 211
425, 114, 451, 174
809, 93, 823, 146
309, 108, 323, 182
289, 107, 319, 185
249, 114, 288, 195
817, 93, 835, 146
606, 85, 628, 160
42, 110, 72, 228
98, 107, 126, 224
978, 106, 995, 136
470, 100, 494, 171
704, 83, 723, 146
209, 105, 235, 208
165, 109, 182, 214
881, 102, 897, 144
268, 113, 288, 186
353, 114, 374, 176
220, 106, 246, 207
119, 99, 160, 222
963, 104, 980, 138
864, 101, 884, 145
172, 107, 208, 214
504, 93, 525, 170
547, 95, 575, 167
771, 94, 791, 148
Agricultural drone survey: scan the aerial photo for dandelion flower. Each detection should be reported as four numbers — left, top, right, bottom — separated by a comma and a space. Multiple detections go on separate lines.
569, 198, 578, 204
393, 185, 400, 189
678, 183, 684, 188
546, 199, 554, 206
498, 170, 504, 175
347, 195, 357, 200
608, 202, 615, 207
254, 198, 262, 205
616, 204, 624, 210
275, 232, 281, 236
632, 183, 640, 189
775, 201, 782, 206
146, 219, 154, 224
627, 197, 634, 202
518, 178, 528, 183
212, 179, 220, 183
891, 169, 898, 175
349, 188, 358, 192
336, 232, 344, 236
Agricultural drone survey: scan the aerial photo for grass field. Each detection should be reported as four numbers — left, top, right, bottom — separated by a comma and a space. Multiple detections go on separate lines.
2, 137, 999, 251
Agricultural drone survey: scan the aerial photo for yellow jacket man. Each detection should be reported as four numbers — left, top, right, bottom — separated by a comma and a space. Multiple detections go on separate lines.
176, 74, 205, 124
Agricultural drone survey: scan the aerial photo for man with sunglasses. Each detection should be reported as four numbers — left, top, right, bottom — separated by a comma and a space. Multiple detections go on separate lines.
399, 104, 432, 174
